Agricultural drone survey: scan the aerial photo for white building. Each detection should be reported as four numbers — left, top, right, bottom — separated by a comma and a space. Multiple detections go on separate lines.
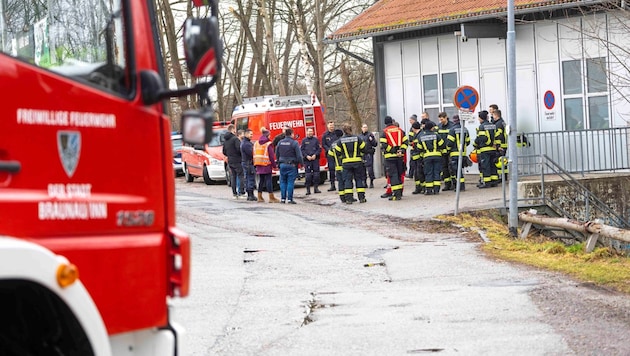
327, 0, 630, 138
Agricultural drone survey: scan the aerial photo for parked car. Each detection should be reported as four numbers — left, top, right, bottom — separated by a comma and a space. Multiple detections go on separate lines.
171, 132, 183, 177
180, 126, 228, 184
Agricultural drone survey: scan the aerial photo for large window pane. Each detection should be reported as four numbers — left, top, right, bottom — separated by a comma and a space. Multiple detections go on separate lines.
0, 0, 128, 94
587, 57, 607, 93
444, 106, 458, 120
442, 73, 458, 104
564, 98, 584, 130
562, 60, 582, 95
424, 108, 439, 122
423, 74, 439, 105
589, 96, 609, 129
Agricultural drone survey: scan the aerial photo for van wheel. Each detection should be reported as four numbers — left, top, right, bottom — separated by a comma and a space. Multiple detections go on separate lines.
225, 165, 231, 187
272, 176, 280, 191
319, 171, 328, 184
203, 165, 214, 185
184, 164, 194, 182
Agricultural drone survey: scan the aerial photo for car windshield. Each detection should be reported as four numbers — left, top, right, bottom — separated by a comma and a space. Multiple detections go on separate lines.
209, 129, 227, 147
172, 136, 183, 156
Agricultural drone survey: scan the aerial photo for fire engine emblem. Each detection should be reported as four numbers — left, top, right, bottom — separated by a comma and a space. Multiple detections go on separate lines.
57, 131, 81, 178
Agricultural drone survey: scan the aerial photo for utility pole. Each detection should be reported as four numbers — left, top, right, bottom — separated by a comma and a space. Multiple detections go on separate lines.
507, 0, 519, 236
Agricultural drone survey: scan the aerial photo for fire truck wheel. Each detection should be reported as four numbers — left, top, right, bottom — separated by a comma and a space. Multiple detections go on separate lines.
203, 165, 214, 185
184, 163, 194, 183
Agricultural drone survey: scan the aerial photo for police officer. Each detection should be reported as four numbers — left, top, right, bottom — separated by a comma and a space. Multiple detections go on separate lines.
473, 110, 499, 188
380, 116, 407, 201
446, 115, 470, 191
417, 121, 444, 195
322, 121, 338, 191
437, 112, 455, 191
301, 127, 322, 195
275, 128, 304, 204
358, 123, 378, 188
333, 123, 367, 204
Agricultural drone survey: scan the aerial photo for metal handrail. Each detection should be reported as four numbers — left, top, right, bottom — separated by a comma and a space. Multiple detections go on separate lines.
514, 153, 629, 229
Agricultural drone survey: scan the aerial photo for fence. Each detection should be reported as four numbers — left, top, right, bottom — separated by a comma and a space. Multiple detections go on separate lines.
516, 127, 630, 176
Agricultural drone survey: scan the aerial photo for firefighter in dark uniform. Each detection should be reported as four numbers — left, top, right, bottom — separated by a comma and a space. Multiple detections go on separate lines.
473, 110, 499, 188
358, 124, 378, 188
328, 137, 346, 202
333, 123, 367, 204
322, 121, 338, 191
301, 127, 322, 195
492, 109, 508, 180
406, 114, 419, 178
446, 115, 471, 191
417, 121, 444, 195
437, 112, 455, 190
409, 121, 425, 194
380, 116, 408, 201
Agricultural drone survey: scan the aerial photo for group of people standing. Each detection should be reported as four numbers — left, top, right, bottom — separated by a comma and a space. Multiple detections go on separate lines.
221, 105, 508, 205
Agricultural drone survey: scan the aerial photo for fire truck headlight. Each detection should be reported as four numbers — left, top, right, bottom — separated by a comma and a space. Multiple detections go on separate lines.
57, 263, 79, 288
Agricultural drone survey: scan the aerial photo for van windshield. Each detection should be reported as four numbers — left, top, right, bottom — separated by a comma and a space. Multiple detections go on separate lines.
209, 129, 227, 147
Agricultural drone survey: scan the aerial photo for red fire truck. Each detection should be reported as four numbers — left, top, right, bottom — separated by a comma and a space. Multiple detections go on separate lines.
231, 94, 329, 184
0, 0, 220, 354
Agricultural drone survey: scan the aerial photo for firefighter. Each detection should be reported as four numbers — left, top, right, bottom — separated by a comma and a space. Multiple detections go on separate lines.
446, 115, 471, 191
406, 114, 419, 178
333, 123, 367, 204
417, 121, 444, 195
409, 121, 425, 194
492, 108, 509, 181
301, 127, 322, 195
358, 123, 378, 188
328, 136, 346, 203
437, 112, 455, 190
380, 116, 407, 201
322, 121, 338, 191
473, 110, 499, 188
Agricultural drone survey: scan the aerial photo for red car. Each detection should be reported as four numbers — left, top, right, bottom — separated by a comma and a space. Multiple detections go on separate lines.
180, 125, 229, 184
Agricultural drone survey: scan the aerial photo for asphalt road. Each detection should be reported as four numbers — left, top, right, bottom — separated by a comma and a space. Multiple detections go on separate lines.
171, 176, 630, 356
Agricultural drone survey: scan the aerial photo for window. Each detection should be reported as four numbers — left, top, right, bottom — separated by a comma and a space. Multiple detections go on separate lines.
423, 75, 439, 105
0, 0, 129, 94
422, 72, 457, 121
561, 57, 609, 130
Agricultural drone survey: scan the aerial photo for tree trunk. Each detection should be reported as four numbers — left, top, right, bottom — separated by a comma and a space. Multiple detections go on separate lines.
340, 58, 361, 132
258, 0, 286, 95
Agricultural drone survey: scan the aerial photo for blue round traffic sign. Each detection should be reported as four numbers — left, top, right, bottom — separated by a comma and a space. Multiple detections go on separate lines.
544, 90, 555, 110
453, 86, 479, 112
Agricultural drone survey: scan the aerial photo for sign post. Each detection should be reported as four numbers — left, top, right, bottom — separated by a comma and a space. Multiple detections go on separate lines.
453, 86, 479, 215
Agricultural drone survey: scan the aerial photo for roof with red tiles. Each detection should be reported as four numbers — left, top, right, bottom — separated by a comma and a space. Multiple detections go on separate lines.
328, 0, 607, 42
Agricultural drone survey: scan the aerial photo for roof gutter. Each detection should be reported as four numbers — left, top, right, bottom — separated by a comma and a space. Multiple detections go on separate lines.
324, 0, 610, 44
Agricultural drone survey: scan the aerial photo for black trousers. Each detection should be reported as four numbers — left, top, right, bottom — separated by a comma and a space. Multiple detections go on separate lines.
327, 156, 336, 184
304, 160, 320, 187
342, 162, 366, 199
384, 158, 404, 194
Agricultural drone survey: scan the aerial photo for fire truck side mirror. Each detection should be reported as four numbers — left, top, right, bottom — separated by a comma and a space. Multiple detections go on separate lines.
181, 108, 215, 145
183, 17, 223, 78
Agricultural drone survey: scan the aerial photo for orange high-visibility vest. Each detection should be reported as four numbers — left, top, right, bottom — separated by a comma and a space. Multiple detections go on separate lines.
253, 141, 272, 166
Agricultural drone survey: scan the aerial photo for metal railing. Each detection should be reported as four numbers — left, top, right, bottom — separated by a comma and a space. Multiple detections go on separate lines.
516, 127, 630, 176
515, 154, 629, 229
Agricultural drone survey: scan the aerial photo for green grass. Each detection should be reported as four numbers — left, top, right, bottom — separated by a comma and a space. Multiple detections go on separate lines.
438, 210, 630, 294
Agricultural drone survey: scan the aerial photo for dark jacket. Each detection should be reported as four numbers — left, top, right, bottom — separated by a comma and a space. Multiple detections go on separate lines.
322, 130, 338, 152
222, 131, 242, 165
358, 131, 377, 154
275, 137, 304, 166
240, 137, 254, 164
301, 135, 321, 159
